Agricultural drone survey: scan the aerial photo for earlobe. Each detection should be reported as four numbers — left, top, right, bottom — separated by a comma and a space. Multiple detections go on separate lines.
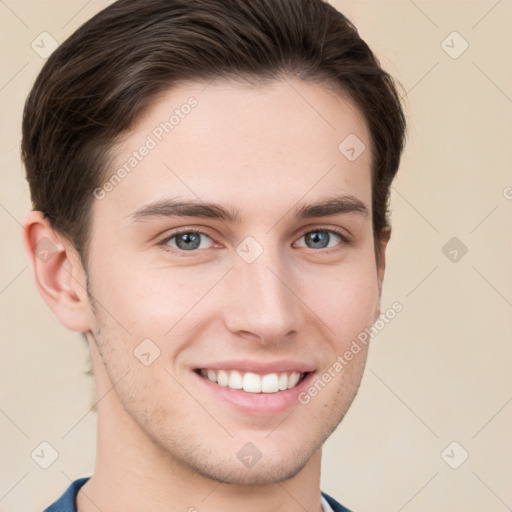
23, 211, 92, 333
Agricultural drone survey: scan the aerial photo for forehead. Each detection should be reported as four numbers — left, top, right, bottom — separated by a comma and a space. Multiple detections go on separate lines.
97, 78, 372, 219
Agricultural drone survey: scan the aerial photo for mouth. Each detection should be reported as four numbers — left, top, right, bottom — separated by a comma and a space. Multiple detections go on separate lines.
191, 360, 316, 415
195, 368, 310, 394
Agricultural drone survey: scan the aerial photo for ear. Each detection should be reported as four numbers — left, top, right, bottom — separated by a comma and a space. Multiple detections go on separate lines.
374, 226, 391, 320
23, 211, 92, 332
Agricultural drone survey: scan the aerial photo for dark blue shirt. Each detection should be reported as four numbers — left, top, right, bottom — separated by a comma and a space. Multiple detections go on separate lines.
43, 477, 353, 512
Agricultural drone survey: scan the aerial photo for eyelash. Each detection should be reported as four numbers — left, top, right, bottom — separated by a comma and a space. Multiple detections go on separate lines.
158, 226, 352, 256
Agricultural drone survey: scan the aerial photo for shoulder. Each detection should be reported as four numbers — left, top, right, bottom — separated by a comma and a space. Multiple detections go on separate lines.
43, 477, 90, 512
321, 491, 355, 512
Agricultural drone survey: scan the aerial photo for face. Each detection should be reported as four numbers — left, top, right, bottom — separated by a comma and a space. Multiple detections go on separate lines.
84, 78, 384, 484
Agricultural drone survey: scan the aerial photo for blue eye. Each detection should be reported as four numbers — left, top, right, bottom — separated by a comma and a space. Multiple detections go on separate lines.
165, 231, 213, 251
297, 230, 344, 249
160, 227, 349, 256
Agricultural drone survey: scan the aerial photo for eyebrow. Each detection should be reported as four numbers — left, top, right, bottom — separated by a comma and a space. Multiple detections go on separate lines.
293, 196, 369, 219
129, 195, 369, 223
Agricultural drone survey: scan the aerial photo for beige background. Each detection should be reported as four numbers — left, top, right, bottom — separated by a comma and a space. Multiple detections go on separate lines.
1, 1, 511, 511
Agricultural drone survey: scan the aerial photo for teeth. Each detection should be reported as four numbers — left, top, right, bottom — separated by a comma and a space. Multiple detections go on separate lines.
261, 373, 279, 393
278, 373, 288, 391
288, 372, 300, 388
199, 369, 304, 393
228, 370, 243, 390
243, 372, 261, 393
217, 370, 229, 387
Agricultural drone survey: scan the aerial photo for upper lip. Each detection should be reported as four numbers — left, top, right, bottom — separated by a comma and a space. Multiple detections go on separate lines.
194, 359, 316, 374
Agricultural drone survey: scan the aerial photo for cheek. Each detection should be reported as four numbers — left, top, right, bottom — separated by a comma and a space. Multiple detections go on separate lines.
88, 257, 224, 343
302, 261, 379, 344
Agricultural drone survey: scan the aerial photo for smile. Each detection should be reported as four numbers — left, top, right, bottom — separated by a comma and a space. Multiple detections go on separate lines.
196, 369, 308, 394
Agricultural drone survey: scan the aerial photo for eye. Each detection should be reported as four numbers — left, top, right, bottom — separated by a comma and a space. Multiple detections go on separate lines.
295, 229, 347, 250
163, 230, 214, 251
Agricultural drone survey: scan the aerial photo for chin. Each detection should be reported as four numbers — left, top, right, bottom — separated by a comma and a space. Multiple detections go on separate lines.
190, 455, 311, 486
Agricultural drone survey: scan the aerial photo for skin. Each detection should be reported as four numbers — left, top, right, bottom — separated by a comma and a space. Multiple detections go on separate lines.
24, 78, 389, 512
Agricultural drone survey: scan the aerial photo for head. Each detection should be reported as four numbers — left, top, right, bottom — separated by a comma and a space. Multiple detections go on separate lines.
22, 0, 405, 485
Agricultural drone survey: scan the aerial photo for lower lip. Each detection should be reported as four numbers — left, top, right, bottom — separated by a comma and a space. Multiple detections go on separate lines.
192, 370, 316, 416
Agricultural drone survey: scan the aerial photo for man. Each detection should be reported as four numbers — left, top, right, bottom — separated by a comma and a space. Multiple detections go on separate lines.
22, 0, 406, 510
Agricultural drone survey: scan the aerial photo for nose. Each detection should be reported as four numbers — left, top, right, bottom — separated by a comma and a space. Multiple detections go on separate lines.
223, 244, 303, 345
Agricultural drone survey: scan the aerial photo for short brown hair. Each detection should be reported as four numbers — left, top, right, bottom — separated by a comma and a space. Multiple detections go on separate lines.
22, 0, 406, 263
